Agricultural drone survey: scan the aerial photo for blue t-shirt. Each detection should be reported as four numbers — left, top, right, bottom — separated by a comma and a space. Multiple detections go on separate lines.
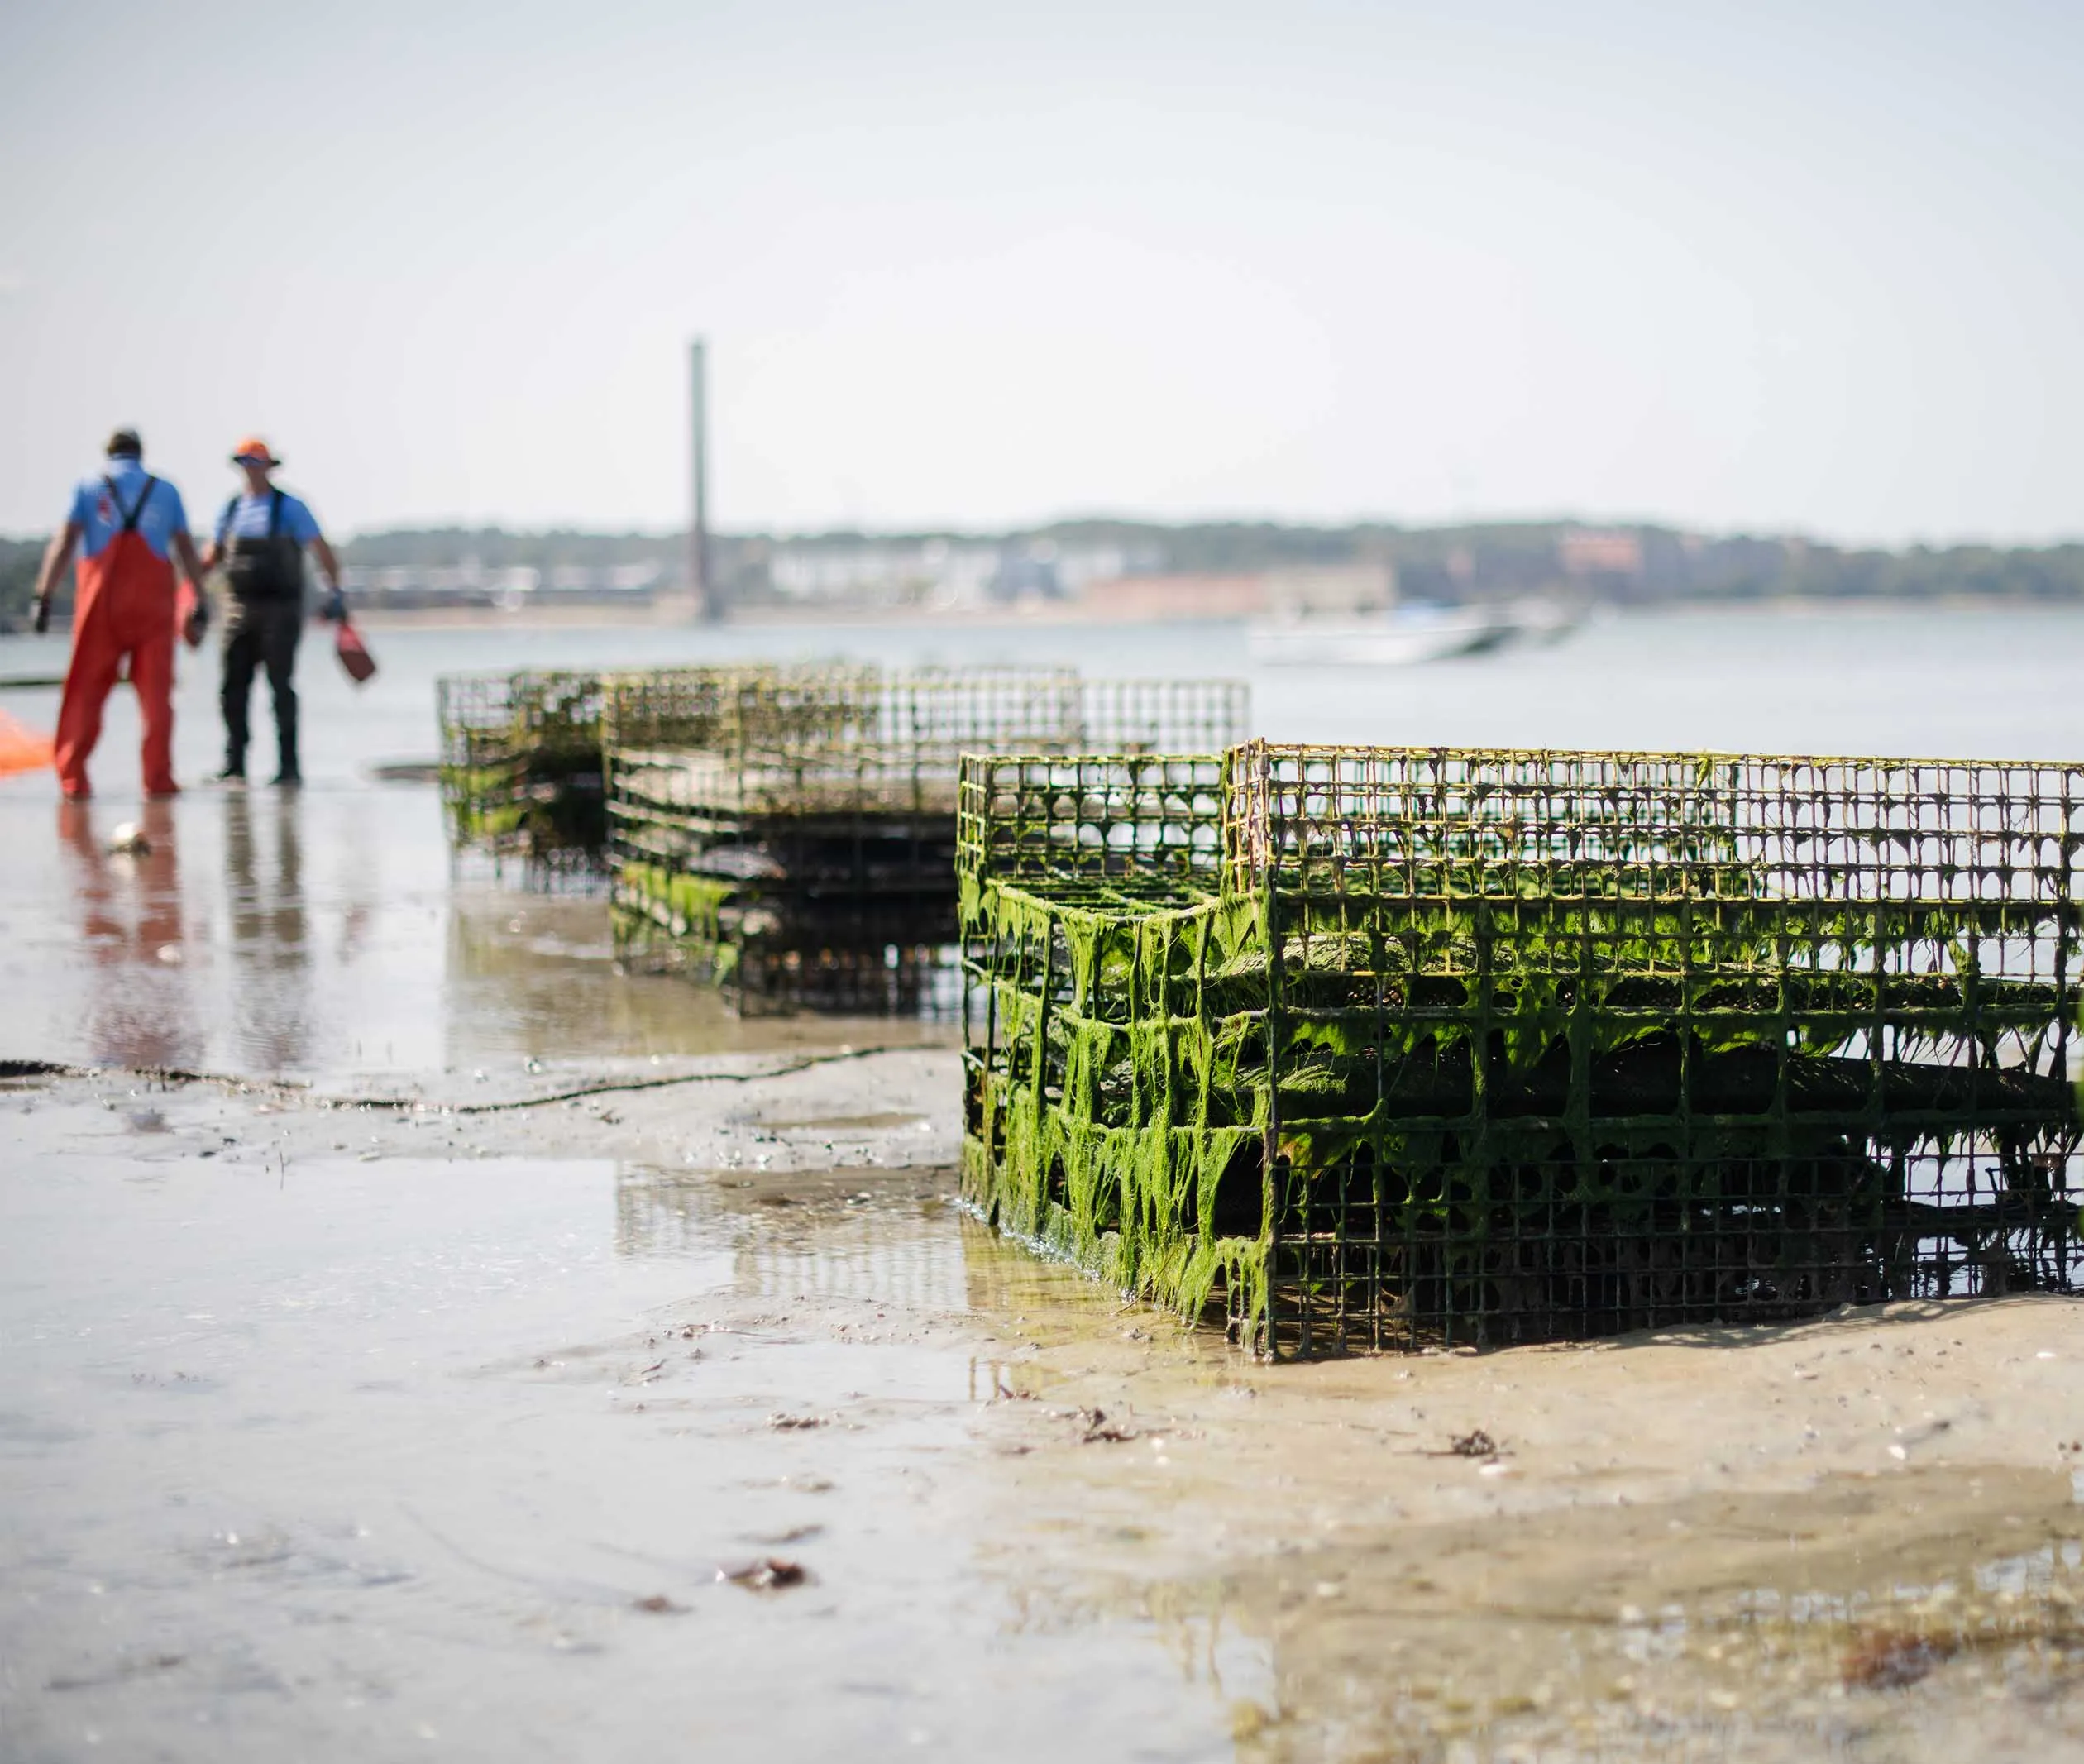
216, 489, 323, 547
67, 458, 192, 561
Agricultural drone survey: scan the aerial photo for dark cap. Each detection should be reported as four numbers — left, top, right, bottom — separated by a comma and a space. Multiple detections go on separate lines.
105, 428, 143, 458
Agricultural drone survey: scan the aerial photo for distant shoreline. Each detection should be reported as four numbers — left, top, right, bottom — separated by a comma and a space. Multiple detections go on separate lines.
1, 593, 2075, 646
339, 593, 2083, 633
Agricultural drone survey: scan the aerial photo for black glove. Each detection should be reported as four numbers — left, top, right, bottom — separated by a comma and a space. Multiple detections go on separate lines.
321, 588, 347, 624
32, 595, 50, 635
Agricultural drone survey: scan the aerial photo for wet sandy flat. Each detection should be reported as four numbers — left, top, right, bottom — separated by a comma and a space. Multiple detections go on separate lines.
5, 1057, 2082, 1762
6, 616, 2084, 1759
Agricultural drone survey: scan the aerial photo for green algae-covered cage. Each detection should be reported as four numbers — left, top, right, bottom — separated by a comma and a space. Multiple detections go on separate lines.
609, 672, 1251, 1011
439, 663, 809, 871
438, 663, 1251, 882
437, 669, 614, 869
959, 742, 2084, 1357
600, 662, 854, 754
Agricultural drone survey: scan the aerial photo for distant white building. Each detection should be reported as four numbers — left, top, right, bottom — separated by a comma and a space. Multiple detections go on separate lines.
769, 541, 1002, 606
340, 558, 661, 605
767, 538, 1164, 608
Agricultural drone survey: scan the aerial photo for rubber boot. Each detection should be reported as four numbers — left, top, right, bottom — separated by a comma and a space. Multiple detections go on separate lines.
272, 702, 300, 787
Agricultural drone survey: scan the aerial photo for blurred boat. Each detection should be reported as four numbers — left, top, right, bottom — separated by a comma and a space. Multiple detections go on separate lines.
1248, 599, 1576, 667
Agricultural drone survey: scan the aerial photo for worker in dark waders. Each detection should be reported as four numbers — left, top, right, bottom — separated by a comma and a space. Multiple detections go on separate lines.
31, 429, 211, 801
202, 437, 346, 787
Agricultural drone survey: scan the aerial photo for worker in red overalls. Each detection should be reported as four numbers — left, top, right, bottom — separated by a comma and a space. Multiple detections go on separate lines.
31, 429, 211, 800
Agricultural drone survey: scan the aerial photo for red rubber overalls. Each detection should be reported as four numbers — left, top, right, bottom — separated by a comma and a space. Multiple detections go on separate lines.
53, 476, 182, 799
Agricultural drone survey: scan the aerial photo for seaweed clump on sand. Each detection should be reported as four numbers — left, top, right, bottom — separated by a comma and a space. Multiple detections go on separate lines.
960, 743, 2084, 1356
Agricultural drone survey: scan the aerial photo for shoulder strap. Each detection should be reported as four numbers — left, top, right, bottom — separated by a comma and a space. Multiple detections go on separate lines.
105, 474, 158, 534
268, 488, 285, 538
220, 495, 241, 544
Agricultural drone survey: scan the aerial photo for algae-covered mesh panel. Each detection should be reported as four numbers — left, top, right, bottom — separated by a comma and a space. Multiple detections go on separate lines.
620, 667, 1084, 821
437, 669, 610, 865
1234, 743, 2084, 1356
628, 671, 1247, 824
598, 663, 802, 752
606, 667, 1091, 907
957, 753, 1265, 1332
441, 662, 896, 868
956, 752, 1231, 891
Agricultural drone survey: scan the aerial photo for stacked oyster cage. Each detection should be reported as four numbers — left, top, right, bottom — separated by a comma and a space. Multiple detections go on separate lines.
438, 661, 1252, 1007
437, 668, 616, 873
439, 662, 815, 872
960, 743, 2084, 1356
608, 667, 1250, 1012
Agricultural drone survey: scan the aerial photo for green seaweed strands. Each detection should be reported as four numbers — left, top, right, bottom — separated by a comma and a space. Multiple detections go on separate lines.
961, 753, 1271, 1333
963, 875, 1273, 1338
962, 743, 2084, 1358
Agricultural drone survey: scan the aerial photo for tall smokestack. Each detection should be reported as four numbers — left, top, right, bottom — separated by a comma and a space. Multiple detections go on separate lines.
688, 337, 711, 619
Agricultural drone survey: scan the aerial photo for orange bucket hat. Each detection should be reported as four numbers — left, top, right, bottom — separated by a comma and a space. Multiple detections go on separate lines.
231, 436, 282, 467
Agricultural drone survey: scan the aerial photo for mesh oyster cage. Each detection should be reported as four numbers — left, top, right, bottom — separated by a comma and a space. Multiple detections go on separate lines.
960, 741, 2084, 1358
437, 668, 612, 869
437, 661, 856, 872
609, 673, 1251, 1011
438, 665, 1253, 873
599, 662, 858, 753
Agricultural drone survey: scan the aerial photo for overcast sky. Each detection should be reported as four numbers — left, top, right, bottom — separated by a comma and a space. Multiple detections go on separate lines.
2, 1, 2077, 543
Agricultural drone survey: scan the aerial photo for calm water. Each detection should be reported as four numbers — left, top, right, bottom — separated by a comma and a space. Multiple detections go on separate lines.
3, 604, 2082, 1083
8, 601, 2084, 773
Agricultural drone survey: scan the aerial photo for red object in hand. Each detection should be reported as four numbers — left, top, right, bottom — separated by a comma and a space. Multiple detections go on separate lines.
335, 619, 377, 684
177, 581, 207, 648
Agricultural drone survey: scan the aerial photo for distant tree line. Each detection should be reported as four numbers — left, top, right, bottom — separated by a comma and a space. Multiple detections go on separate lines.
1015, 520, 2084, 605
7, 519, 2084, 632
729, 520, 2084, 605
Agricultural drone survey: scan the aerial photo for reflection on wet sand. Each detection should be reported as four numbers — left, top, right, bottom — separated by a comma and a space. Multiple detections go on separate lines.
443, 887, 958, 1066
223, 791, 311, 1073
55, 798, 197, 1068
616, 1164, 971, 1313
16, 777, 957, 1083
